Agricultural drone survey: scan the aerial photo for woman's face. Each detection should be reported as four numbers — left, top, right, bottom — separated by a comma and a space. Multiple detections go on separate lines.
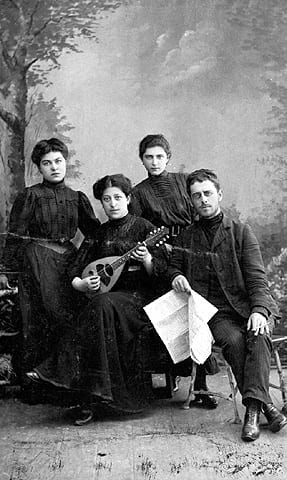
101, 186, 130, 220
141, 146, 169, 176
39, 151, 66, 183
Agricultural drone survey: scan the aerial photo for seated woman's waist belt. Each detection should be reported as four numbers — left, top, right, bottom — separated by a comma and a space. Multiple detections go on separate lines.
128, 265, 141, 272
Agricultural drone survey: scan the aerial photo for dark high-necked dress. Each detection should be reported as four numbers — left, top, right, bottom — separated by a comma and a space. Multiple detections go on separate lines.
36, 213, 167, 411
130, 171, 193, 237
0, 179, 99, 395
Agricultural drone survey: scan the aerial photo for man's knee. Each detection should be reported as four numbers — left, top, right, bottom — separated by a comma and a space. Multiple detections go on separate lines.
217, 330, 245, 353
246, 330, 272, 352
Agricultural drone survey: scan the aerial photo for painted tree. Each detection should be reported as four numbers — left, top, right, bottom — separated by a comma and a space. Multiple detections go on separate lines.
0, 0, 120, 236
25, 93, 78, 183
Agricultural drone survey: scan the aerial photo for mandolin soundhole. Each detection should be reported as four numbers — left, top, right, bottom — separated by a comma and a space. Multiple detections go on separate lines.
95, 263, 112, 287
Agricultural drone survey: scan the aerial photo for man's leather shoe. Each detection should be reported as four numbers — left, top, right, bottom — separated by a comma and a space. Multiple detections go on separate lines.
262, 403, 287, 433
241, 400, 261, 442
194, 393, 218, 409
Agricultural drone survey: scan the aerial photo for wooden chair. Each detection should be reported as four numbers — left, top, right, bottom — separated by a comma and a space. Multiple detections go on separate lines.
0, 287, 20, 389
269, 335, 287, 415
179, 345, 241, 424
180, 336, 287, 423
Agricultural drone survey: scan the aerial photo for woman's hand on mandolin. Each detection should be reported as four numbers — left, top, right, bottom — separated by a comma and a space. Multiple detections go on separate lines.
83, 275, 101, 293
131, 243, 153, 275
131, 243, 152, 264
72, 275, 101, 293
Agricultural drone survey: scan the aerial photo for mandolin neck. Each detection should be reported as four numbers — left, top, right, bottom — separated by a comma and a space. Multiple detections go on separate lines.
110, 244, 139, 272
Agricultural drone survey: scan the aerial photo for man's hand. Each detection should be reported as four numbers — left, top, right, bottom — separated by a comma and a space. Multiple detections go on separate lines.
247, 312, 269, 336
172, 275, 192, 294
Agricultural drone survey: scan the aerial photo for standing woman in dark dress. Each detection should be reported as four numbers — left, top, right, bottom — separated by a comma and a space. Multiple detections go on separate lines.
130, 134, 193, 243
0, 138, 99, 401
129, 134, 218, 409
64, 174, 166, 425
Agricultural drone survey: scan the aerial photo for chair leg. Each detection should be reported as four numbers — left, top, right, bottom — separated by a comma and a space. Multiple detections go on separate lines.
172, 375, 181, 393
180, 353, 241, 423
182, 363, 197, 410
273, 346, 287, 414
225, 362, 241, 424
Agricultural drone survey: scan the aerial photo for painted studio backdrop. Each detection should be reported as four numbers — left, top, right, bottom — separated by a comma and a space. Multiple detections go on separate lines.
1, 0, 287, 326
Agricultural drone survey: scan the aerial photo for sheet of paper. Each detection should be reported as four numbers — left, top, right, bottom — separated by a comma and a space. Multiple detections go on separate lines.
188, 294, 216, 364
144, 289, 218, 364
144, 290, 189, 363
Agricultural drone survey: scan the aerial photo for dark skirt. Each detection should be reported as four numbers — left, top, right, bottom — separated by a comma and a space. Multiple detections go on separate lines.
19, 242, 77, 387
73, 290, 150, 411
34, 288, 151, 411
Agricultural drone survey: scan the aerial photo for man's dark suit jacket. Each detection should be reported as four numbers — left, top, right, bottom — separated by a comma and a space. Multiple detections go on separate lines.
168, 215, 278, 320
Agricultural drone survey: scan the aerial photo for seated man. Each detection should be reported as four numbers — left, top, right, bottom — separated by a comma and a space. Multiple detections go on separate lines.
168, 168, 287, 442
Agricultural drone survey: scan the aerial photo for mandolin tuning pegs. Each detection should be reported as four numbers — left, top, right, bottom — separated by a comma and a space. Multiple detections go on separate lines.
156, 241, 164, 247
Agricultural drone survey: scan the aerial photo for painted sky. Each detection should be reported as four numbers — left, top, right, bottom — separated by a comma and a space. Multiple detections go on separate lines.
39, 0, 275, 219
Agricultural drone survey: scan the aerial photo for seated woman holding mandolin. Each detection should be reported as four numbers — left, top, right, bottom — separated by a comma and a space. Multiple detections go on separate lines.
66, 174, 167, 425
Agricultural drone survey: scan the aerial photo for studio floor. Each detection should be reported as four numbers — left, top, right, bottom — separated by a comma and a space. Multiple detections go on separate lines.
0, 367, 287, 480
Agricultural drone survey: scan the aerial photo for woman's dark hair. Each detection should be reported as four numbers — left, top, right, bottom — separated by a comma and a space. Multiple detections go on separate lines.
139, 134, 171, 160
31, 138, 69, 167
187, 169, 221, 193
93, 174, 132, 200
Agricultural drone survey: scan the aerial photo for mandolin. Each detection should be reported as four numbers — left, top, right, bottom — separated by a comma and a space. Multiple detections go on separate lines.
81, 226, 168, 294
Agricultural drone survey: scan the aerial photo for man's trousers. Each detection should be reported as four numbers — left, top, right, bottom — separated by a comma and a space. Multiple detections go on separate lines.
209, 311, 273, 406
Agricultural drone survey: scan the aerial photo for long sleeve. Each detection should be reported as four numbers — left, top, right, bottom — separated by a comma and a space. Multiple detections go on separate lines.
78, 191, 100, 237
68, 237, 96, 281
241, 224, 278, 316
129, 192, 143, 217
1, 189, 34, 271
167, 231, 189, 284
151, 244, 169, 277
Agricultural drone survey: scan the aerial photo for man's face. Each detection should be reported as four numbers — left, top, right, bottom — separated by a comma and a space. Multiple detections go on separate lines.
39, 151, 66, 183
142, 146, 169, 176
189, 180, 222, 219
